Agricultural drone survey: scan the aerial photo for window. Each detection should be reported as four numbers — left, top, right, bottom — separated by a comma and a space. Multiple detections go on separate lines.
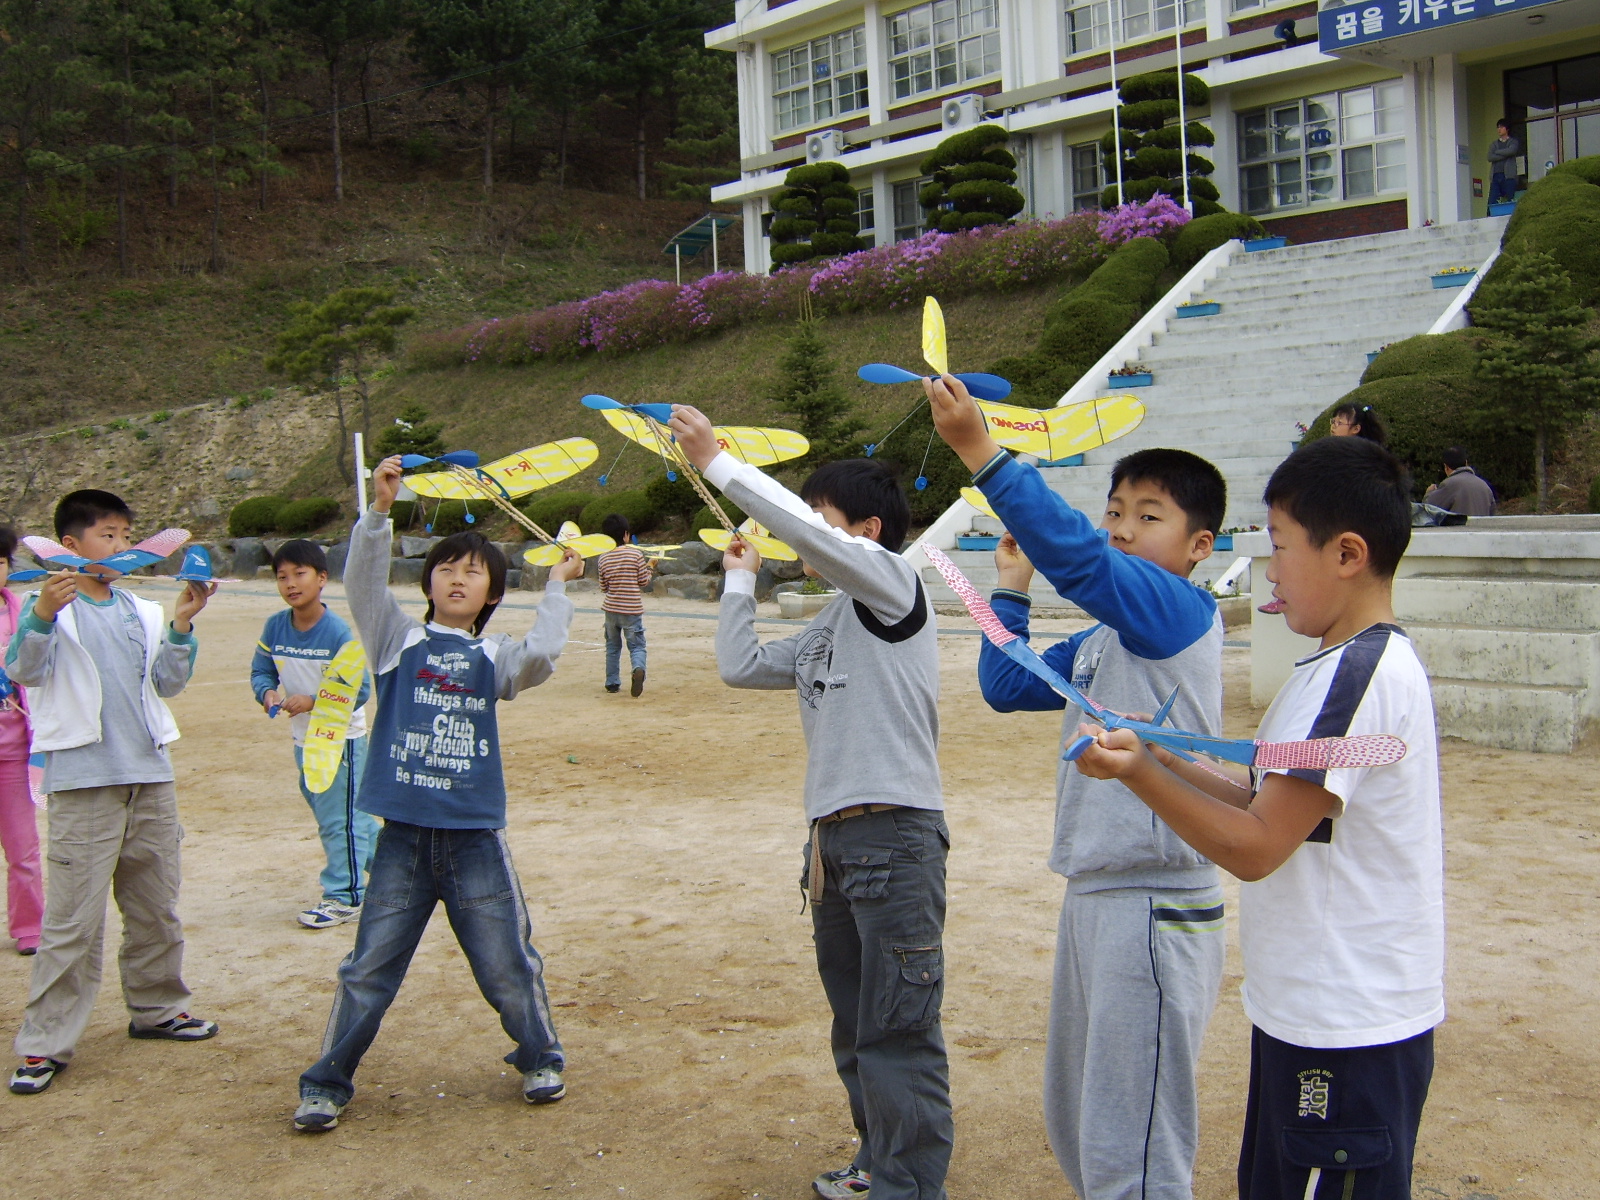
1237, 82, 1405, 214
857, 186, 877, 245
1071, 142, 1104, 210
1064, 0, 1202, 55
888, 0, 1000, 101
1505, 51, 1600, 182
772, 27, 869, 133
893, 179, 926, 240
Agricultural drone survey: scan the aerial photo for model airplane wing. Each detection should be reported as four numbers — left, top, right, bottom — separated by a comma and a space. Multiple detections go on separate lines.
172, 545, 240, 583
975, 396, 1146, 461
699, 518, 799, 562
22, 527, 189, 580
922, 296, 949, 377
23, 536, 88, 569
6, 568, 48, 584
959, 487, 998, 519
481, 438, 599, 497
302, 641, 367, 794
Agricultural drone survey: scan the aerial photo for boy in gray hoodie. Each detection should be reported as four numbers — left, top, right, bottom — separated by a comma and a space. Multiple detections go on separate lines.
669, 404, 949, 1200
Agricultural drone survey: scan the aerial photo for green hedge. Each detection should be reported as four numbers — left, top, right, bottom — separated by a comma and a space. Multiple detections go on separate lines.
520, 490, 591, 534
580, 490, 658, 536
277, 497, 341, 534
419, 499, 495, 536
691, 500, 746, 534
228, 496, 285, 537
989, 236, 1170, 405
1479, 160, 1600, 308
1169, 211, 1267, 273
644, 472, 702, 522
1360, 331, 1479, 384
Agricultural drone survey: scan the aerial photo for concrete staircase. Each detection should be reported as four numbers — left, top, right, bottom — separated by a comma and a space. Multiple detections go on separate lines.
1034, 218, 1508, 532
1396, 573, 1600, 754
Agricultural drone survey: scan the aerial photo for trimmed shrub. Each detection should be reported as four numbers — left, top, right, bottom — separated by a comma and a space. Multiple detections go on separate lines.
1100, 71, 1221, 217
1361, 331, 1479, 384
521, 490, 592, 533
580, 490, 658, 536
1483, 167, 1600, 308
1550, 155, 1600, 188
690, 499, 746, 534
645, 472, 702, 522
918, 125, 1026, 233
229, 496, 285, 537
1169, 211, 1267, 273
770, 162, 861, 267
277, 497, 341, 534
387, 500, 417, 528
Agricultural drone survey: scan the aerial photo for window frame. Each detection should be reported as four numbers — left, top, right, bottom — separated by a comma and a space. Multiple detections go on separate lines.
771, 26, 871, 134
887, 0, 1001, 103
1070, 141, 1105, 210
1235, 81, 1406, 216
1062, 0, 1203, 58
892, 178, 928, 241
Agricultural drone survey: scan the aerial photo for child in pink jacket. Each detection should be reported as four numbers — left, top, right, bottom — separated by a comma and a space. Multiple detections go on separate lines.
0, 526, 42, 956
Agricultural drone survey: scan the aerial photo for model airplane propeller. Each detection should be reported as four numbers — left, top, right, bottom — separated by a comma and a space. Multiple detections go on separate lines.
22, 528, 191, 582
923, 546, 1407, 773
858, 297, 1012, 401
397, 439, 616, 568
580, 395, 804, 562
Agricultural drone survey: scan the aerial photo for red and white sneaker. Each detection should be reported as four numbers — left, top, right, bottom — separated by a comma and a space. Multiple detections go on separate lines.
9, 1057, 63, 1095
814, 1165, 870, 1198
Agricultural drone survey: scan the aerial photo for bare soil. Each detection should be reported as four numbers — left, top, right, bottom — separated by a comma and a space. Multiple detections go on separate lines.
0, 583, 1594, 1200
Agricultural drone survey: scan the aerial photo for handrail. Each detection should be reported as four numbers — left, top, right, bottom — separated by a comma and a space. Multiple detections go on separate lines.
1426, 242, 1501, 334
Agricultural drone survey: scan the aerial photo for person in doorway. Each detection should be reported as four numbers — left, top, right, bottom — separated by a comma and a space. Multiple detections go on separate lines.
1425, 447, 1496, 516
1488, 119, 1521, 206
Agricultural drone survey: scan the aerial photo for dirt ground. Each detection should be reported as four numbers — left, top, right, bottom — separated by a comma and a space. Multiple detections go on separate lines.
0, 581, 1595, 1200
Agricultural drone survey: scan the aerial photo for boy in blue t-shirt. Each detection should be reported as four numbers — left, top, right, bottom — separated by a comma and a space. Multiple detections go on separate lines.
293, 456, 582, 1132
929, 376, 1227, 1200
250, 539, 376, 929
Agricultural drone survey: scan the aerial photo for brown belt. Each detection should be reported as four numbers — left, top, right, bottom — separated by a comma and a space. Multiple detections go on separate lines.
809, 804, 905, 902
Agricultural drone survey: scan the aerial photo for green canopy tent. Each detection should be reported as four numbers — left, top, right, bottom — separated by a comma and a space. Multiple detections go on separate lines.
664, 214, 738, 283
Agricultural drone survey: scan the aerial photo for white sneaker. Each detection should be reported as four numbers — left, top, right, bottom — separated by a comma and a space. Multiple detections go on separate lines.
298, 900, 361, 929
814, 1165, 870, 1198
522, 1067, 566, 1104
293, 1095, 344, 1131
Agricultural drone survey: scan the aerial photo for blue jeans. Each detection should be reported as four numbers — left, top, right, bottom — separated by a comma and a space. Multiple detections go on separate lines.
299, 820, 564, 1103
604, 611, 646, 688
1488, 173, 1518, 203
293, 737, 378, 907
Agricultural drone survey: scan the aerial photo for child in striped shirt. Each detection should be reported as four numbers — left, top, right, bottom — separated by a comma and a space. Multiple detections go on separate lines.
597, 514, 652, 697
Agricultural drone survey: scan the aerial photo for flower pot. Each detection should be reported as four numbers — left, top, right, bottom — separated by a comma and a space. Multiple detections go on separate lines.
778, 590, 838, 619
1175, 301, 1220, 317
1243, 236, 1287, 251
1431, 270, 1475, 288
1487, 201, 1516, 216
1110, 372, 1153, 388
1367, 351, 1381, 363
956, 534, 1001, 551
1213, 534, 1234, 552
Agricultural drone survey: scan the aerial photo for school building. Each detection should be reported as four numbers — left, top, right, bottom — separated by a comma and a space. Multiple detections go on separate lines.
705, 0, 1600, 272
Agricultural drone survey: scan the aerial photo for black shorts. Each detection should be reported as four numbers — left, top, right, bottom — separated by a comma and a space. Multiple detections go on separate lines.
1239, 1024, 1435, 1200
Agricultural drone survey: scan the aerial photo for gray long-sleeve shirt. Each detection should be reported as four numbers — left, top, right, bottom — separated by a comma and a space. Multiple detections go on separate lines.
1489, 134, 1521, 175
709, 454, 942, 821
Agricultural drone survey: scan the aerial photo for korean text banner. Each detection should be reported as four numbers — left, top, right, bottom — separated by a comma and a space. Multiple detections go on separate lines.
1319, 0, 1561, 51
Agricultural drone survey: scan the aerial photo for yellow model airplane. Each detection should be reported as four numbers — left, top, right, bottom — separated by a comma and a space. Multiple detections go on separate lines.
698, 517, 800, 562
524, 521, 615, 567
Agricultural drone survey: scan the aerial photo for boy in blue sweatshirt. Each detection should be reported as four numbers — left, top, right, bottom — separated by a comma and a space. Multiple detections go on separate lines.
250, 539, 376, 930
293, 456, 582, 1132
929, 377, 1227, 1200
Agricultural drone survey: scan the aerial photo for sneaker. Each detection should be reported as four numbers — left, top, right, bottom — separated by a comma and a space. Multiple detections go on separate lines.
128, 1013, 219, 1041
605, 683, 619, 693
17, 945, 36, 956
522, 1067, 565, 1104
9, 1057, 63, 1095
814, 1165, 870, 1198
299, 900, 361, 929
293, 1095, 344, 1131
630, 667, 645, 697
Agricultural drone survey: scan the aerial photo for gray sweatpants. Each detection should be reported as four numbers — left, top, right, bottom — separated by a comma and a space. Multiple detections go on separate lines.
1042, 884, 1225, 1200
14, 782, 192, 1063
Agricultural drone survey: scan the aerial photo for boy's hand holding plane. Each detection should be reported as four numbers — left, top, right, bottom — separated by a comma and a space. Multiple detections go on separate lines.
924, 374, 1004, 474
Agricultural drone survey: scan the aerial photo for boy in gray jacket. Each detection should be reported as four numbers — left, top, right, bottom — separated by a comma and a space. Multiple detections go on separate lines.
8, 490, 218, 1096
669, 405, 949, 1200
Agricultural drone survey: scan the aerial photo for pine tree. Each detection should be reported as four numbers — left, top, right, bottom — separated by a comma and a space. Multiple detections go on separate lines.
1099, 70, 1220, 215
918, 124, 1024, 232
371, 402, 446, 463
657, 48, 737, 203
1472, 249, 1600, 510
770, 319, 865, 467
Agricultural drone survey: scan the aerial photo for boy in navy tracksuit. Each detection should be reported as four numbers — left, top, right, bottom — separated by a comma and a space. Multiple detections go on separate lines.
251, 539, 376, 929
294, 456, 582, 1132
929, 376, 1228, 1200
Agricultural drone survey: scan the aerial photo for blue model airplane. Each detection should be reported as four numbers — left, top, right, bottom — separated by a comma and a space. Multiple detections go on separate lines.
923, 546, 1407, 773
22, 528, 191, 581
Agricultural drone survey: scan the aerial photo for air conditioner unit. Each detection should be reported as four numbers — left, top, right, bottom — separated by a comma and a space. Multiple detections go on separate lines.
807, 129, 847, 161
942, 94, 987, 131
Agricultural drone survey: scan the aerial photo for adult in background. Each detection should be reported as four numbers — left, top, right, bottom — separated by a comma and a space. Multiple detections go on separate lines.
1425, 446, 1496, 516
1329, 403, 1386, 446
1488, 119, 1521, 206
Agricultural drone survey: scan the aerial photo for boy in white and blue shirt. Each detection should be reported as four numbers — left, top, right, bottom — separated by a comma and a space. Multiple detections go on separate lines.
251, 539, 375, 930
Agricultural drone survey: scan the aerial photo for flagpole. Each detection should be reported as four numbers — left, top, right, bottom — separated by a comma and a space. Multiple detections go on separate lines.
1175, 9, 1191, 213
1109, 0, 1125, 205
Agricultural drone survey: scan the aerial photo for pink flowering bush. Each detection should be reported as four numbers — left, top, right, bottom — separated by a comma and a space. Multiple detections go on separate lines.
1096, 195, 1191, 247
418, 211, 1117, 369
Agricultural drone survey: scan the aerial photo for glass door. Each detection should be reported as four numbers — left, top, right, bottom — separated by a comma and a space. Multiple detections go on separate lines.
1506, 52, 1600, 181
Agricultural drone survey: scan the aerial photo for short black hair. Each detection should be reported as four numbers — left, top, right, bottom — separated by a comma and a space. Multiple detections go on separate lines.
1441, 446, 1469, 471
421, 531, 507, 634
798, 458, 912, 551
55, 488, 134, 540
600, 513, 630, 543
272, 538, 328, 575
0, 525, 15, 563
1332, 402, 1387, 446
1108, 448, 1227, 536
1496, 117, 1510, 130
1263, 437, 1412, 577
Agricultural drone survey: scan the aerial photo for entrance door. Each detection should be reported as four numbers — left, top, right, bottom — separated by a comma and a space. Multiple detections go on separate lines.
1507, 52, 1600, 180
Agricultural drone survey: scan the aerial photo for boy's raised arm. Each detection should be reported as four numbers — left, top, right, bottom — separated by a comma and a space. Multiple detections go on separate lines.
493, 574, 575, 699
716, 548, 802, 690
350, 457, 420, 669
